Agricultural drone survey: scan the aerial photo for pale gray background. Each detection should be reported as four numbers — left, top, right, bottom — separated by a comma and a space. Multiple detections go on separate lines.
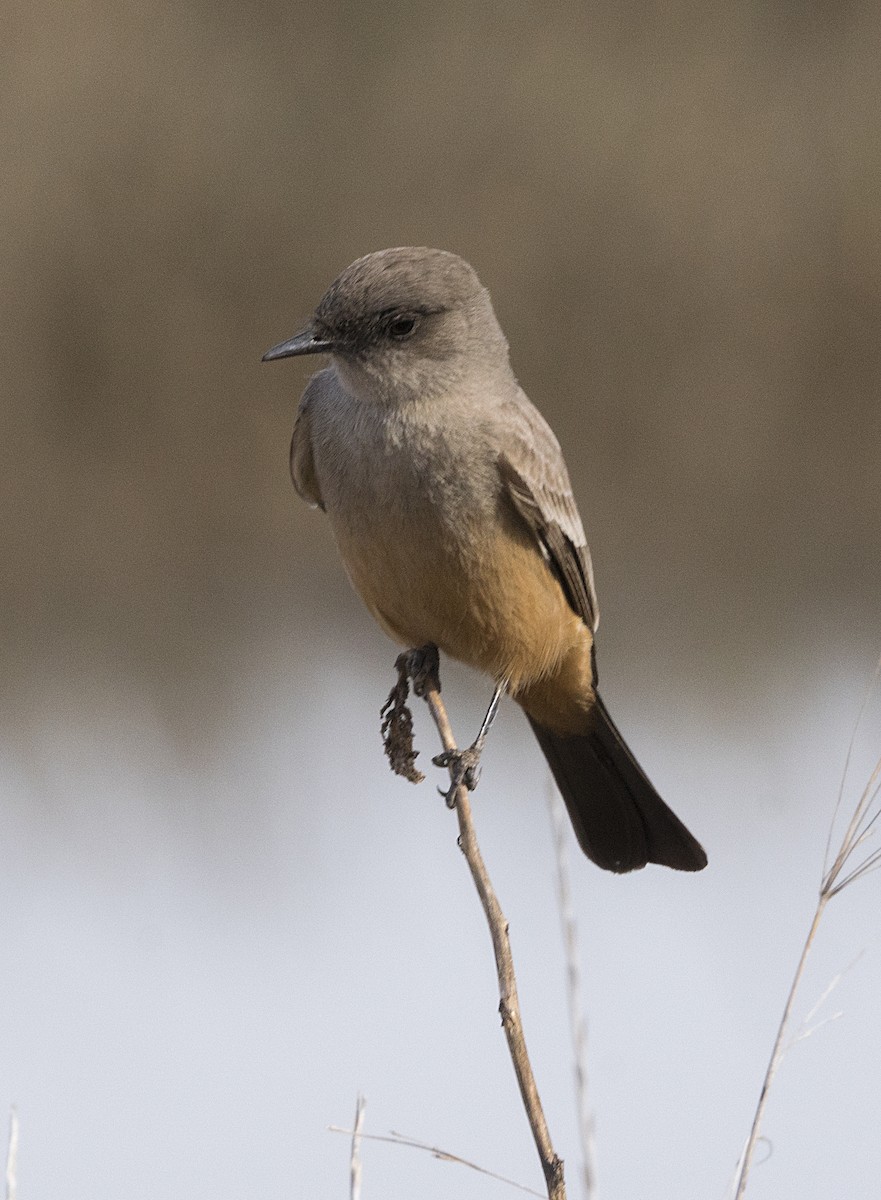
2, 2, 880, 1197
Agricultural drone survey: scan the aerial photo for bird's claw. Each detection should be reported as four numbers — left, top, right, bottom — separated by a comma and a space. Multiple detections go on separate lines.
433, 745, 483, 807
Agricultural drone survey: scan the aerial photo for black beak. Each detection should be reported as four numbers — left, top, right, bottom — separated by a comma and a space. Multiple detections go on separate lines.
262, 326, 334, 362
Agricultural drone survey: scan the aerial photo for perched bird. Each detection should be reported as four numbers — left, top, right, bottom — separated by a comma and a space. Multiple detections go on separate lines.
263, 247, 706, 873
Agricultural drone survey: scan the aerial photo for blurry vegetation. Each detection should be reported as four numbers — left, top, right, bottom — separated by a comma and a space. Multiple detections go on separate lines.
3, 0, 880, 731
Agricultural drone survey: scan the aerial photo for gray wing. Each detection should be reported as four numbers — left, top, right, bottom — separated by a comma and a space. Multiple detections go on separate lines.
289, 377, 325, 510
498, 389, 599, 633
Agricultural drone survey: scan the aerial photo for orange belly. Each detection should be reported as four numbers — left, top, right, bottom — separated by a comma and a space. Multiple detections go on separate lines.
332, 508, 595, 736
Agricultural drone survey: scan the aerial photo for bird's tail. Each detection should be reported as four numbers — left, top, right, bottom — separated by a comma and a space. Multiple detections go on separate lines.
527, 694, 707, 873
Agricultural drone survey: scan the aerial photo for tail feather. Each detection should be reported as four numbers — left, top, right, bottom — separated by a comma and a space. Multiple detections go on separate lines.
528, 694, 707, 873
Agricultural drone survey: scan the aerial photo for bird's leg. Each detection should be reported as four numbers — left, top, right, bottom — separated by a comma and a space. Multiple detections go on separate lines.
402, 643, 441, 698
472, 683, 506, 754
433, 682, 507, 805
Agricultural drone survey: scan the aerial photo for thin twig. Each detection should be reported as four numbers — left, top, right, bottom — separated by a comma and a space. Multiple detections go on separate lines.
5, 1108, 17, 1200
400, 645, 566, 1200
329, 1126, 545, 1198
350, 1094, 366, 1200
548, 783, 597, 1200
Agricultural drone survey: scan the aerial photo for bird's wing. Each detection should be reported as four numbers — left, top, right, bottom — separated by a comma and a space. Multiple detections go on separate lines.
289, 382, 324, 510
498, 389, 599, 632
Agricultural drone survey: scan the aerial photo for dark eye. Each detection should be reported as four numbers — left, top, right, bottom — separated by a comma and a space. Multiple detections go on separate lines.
388, 314, 419, 340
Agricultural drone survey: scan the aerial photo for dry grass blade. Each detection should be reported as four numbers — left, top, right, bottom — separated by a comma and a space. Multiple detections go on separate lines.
734, 656, 881, 1199
328, 1126, 545, 1198
823, 755, 881, 896
782, 954, 863, 1051
822, 655, 881, 873
5, 1108, 18, 1200
349, 1094, 366, 1200
822, 653, 881, 890
548, 784, 597, 1200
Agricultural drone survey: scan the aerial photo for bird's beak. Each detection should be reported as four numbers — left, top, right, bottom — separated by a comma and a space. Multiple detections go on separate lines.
262, 326, 334, 362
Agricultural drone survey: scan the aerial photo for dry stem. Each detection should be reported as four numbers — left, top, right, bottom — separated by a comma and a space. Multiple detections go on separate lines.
329, 1125, 545, 1198
548, 785, 597, 1199
734, 657, 881, 1197
349, 1093, 366, 1200
395, 646, 566, 1200
5, 1108, 17, 1200
732, 896, 828, 1198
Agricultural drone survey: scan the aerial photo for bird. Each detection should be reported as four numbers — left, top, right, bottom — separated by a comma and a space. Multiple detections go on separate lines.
263, 247, 706, 874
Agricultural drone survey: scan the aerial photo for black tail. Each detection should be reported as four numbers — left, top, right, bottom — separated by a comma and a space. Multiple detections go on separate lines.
528, 694, 707, 873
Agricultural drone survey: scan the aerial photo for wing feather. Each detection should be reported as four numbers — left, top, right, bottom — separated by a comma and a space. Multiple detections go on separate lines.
290, 383, 324, 510
498, 390, 599, 632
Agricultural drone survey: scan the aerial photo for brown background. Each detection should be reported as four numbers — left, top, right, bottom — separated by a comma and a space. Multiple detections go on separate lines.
4, 1, 880, 714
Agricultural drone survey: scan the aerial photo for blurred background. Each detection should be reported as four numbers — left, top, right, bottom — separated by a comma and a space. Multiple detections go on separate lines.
2, 1, 880, 1196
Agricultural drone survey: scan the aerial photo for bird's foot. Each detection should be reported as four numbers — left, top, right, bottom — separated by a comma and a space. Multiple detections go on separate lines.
398, 644, 440, 698
433, 744, 483, 807
432, 683, 505, 807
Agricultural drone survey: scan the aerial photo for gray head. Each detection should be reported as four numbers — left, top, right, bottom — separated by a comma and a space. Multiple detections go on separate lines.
263, 247, 510, 403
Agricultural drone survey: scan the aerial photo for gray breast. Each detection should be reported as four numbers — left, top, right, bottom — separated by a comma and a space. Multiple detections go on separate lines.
312, 389, 501, 543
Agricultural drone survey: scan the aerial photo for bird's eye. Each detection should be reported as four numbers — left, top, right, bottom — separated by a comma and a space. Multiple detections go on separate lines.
388, 314, 419, 340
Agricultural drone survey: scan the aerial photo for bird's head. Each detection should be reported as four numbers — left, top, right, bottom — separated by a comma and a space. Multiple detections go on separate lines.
263, 247, 510, 405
